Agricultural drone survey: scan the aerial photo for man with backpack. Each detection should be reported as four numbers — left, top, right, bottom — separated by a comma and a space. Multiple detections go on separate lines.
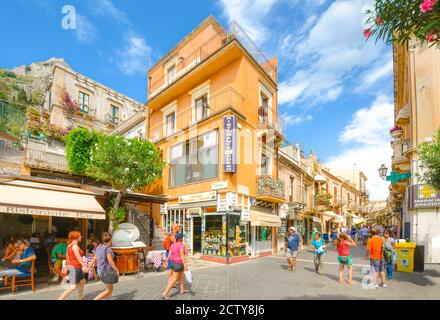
284, 227, 302, 272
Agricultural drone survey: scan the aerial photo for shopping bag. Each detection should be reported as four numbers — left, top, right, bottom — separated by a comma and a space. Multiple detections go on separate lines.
184, 270, 193, 285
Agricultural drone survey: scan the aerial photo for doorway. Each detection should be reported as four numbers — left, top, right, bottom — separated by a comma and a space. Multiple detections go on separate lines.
192, 216, 202, 253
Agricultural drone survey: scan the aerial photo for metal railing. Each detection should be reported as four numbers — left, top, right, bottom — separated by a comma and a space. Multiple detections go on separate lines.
257, 175, 285, 199
149, 87, 244, 142
148, 21, 277, 98
258, 105, 285, 136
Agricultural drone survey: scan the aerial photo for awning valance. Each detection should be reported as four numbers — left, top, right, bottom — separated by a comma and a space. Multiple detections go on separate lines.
250, 209, 281, 227
0, 184, 106, 220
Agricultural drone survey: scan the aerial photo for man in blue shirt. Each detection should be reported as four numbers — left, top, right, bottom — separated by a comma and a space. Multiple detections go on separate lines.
0, 239, 36, 287
284, 227, 302, 272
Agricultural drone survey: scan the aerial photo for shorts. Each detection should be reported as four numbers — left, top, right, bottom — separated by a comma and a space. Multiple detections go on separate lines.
337, 256, 353, 266
68, 266, 85, 285
169, 261, 184, 272
286, 248, 298, 258
166, 250, 171, 270
370, 259, 385, 272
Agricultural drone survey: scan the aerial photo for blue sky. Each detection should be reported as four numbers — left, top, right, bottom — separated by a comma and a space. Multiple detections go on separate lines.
0, 0, 393, 199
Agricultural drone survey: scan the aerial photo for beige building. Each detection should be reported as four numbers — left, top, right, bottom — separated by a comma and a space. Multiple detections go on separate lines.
390, 39, 440, 263
278, 144, 315, 245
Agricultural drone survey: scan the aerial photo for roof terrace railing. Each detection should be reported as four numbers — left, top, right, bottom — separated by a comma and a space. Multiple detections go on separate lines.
148, 21, 277, 99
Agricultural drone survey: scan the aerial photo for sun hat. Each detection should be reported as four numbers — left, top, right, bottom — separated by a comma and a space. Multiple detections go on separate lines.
289, 227, 296, 231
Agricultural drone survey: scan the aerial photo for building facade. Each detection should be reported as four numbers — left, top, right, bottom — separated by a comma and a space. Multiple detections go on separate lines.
144, 17, 285, 263
390, 39, 440, 263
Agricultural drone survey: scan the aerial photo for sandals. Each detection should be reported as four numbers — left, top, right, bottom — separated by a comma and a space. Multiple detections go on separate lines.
162, 295, 170, 300
180, 289, 189, 295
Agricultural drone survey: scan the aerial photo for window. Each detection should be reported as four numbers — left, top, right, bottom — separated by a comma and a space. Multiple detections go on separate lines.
165, 112, 176, 136
110, 105, 119, 125
195, 95, 209, 122
256, 226, 272, 241
259, 93, 269, 124
169, 130, 218, 187
289, 177, 294, 202
261, 150, 269, 175
167, 65, 176, 84
78, 92, 90, 113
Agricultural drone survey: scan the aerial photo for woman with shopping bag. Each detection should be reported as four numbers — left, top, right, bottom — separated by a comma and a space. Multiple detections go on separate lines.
162, 233, 189, 299
58, 231, 89, 300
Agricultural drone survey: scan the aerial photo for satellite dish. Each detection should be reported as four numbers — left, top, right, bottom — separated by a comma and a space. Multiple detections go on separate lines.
112, 223, 140, 247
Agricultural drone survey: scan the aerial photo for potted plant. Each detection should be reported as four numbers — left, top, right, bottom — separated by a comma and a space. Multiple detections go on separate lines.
390, 126, 403, 138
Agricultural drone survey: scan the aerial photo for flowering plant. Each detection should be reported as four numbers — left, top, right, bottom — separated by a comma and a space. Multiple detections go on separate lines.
61, 90, 80, 117
390, 125, 403, 133
364, 0, 440, 47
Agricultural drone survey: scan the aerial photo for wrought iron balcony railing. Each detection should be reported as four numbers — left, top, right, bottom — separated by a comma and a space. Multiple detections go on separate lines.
257, 175, 285, 200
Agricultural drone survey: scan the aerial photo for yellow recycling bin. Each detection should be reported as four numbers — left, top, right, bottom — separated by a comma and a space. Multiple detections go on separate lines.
395, 242, 416, 272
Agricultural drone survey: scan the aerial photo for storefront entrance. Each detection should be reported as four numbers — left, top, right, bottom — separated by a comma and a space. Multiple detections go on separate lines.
193, 216, 202, 253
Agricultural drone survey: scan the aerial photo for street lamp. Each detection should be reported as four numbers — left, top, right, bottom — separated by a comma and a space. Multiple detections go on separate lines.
378, 164, 388, 180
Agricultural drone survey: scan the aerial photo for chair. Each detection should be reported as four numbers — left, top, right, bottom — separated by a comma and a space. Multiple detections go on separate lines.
11, 260, 36, 294
0, 276, 12, 293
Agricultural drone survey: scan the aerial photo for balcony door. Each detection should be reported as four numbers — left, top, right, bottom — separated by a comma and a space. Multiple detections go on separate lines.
195, 95, 209, 122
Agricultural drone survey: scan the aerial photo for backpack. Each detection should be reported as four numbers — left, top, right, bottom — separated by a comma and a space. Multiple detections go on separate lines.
383, 238, 393, 262
163, 236, 172, 251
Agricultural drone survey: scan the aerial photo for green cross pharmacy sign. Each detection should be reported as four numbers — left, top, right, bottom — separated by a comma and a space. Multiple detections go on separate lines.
386, 171, 411, 184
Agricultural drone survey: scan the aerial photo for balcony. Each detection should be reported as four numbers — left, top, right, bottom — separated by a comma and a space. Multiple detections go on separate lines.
148, 21, 277, 99
106, 113, 119, 126
258, 105, 286, 139
391, 138, 410, 171
256, 175, 285, 203
24, 139, 68, 172
149, 87, 244, 142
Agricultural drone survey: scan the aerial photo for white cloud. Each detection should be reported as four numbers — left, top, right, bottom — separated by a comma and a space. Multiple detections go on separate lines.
279, 0, 388, 106
75, 14, 98, 44
89, 0, 130, 25
283, 114, 313, 126
116, 33, 152, 75
218, 0, 279, 44
356, 59, 393, 91
325, 95, 394, 200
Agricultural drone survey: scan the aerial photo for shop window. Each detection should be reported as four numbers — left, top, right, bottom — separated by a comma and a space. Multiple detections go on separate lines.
227, 214, 248, 257
169, 130, 218, 187
256, 226, 272, 241
202, 215, 225, 256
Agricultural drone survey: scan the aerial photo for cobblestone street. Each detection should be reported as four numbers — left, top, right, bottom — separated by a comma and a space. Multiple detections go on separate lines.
2, 245, 440, 300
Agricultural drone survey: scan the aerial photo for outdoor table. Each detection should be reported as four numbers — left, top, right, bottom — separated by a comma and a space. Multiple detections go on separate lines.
145, 250, 167, 270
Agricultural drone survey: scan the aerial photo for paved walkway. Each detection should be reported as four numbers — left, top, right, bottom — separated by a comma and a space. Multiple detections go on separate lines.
2, 244, 439, 300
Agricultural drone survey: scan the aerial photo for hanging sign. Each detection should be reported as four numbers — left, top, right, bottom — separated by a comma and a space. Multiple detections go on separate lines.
223, 115, 237, 173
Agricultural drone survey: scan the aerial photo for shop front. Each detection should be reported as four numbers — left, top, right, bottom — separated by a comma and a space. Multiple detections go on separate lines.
249, 208, 281, 256
0, 176, 107, 249
163, 191, 251, 264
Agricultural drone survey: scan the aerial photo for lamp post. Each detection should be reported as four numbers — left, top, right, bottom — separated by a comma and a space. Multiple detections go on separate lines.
378, 164, 388, 180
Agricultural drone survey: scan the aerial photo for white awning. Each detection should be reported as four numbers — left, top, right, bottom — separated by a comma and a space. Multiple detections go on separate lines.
396, 104, 410, 122
314, 175, 326, 183
322, 211, 344, 222
347, 212, 365, 224
250, 209, 281, 227
0, 183, 106, 220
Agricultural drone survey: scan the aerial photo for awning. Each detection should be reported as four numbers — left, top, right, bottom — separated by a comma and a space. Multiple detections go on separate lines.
250, 209, 281, 227
322, 211, 344, 222
347, 212, 365, 224
0, 183, 106, 220
314, 175, 326, 183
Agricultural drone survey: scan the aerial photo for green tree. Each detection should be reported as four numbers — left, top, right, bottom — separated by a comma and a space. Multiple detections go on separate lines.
418, 129, 440, 189
65, 128, 100, 174
365, 0, 440, 47
65, 128, 166, 231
